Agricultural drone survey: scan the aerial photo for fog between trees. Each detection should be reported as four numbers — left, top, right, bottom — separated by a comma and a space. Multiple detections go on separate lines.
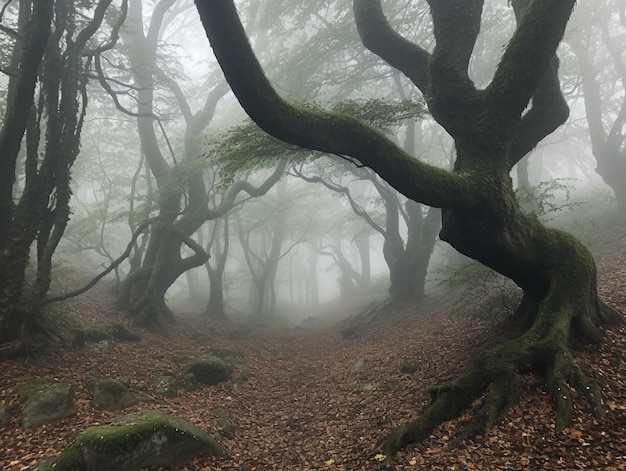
0, 0, 625, 456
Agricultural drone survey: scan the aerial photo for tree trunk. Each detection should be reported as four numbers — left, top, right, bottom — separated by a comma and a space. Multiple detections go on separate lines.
386, 201, 439, 305
385, 183, 622, 453
354, 231, 371, 294
205, 267, 226, 318
0, 0, 117, 354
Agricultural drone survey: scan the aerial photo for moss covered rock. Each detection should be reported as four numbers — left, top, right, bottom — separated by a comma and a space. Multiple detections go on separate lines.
72, 324, 141, 347
87, 378, 137, 410
212, 407, 235, 438
209, 346, 244, 363
41, 410, 222, 471
184, 356, 233, 385
17, 378, 76, 428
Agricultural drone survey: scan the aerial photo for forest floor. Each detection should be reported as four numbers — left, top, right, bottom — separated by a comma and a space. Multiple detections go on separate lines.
1, 225, 626, 470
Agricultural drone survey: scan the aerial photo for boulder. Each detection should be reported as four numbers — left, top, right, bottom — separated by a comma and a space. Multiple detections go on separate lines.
87, 378, 137, 410
150, 370, 180, 398
41, 410, 222, 471
212, 407, 235, 438
72, 323, 141, 347
17, 378, 76, 428
184, 356, 233, 385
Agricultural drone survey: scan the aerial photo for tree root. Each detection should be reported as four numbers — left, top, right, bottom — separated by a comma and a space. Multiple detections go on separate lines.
383, 329, 613, 459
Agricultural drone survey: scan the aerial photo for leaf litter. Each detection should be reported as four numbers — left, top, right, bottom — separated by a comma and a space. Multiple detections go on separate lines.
0, 234, 625, 471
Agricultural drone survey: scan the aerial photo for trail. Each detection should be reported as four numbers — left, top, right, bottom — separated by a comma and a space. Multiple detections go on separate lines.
0, 235, 625, 470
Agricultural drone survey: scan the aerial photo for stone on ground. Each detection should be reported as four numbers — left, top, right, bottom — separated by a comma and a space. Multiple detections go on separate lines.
40, 410, 222, 471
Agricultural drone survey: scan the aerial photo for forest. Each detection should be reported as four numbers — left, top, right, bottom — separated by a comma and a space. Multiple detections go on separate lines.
0, 0, 625, 469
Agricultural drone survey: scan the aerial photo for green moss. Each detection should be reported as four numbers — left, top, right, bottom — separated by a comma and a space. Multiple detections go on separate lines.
209, 347, 244, 363
172, 350, 201, 364
71, 325, 113, 346
49, 410, 222, 470
72, 324, 141, 347
212, 408, 235, 438
17, 378, 56, 403
111, 324, 141, 342
184, 356, 233, 385
46, 446, 84, 470
233, 371, 252, 386
382, 379, 399, 391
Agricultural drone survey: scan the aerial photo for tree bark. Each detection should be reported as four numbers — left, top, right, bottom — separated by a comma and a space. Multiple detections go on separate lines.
0, 0, 118, 354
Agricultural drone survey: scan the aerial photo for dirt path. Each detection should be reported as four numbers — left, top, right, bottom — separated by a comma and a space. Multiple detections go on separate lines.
1, 249, 625, 470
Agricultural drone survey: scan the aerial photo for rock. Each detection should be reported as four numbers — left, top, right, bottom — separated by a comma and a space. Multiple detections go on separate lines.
209, 346, 244, 363
111, 323, 142, 341
212, 407, 235, 438
87, 378, 137, 410
17, 378, 76, 428
41, 410, 222, 471
150, 370, 180, 398
184, 356, 233, 385
72, 323, 141, 347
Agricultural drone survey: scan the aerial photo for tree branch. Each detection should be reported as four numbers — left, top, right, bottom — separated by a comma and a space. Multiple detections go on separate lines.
194, 0, 468, 210
45, 219, 156, 304
353, 0, 431, 93
486, 0, 575, 125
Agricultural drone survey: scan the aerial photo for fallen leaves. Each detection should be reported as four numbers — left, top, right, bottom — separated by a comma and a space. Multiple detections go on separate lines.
1, 240, 626, 470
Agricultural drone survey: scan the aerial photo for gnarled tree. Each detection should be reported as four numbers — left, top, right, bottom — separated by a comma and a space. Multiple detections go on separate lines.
195, 0, 624, 456
0, 0, 124, 356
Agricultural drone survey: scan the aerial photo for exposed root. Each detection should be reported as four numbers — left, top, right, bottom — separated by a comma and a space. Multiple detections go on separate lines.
384, 317, 615, 459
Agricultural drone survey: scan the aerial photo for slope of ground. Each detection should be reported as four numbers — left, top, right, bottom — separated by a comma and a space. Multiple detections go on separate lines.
0, 231, 625, 470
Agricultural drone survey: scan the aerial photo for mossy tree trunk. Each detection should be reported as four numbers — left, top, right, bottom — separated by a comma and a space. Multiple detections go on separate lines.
195, 0, 624, 456
0, 0, 121, 355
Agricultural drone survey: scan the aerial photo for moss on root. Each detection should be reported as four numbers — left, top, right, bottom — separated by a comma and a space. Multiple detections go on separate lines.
384, 293, 620, 459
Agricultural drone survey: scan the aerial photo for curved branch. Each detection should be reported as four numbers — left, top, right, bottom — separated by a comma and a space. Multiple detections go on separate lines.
45, 219, 156, 304
83, 0, 128, 56
74, 0, 114, 52
201, 159, 288, 222
291, 165, 386, 236
426, 0, 482, 90
353, 0, 431, 93
509, 56, 570, 167
194, 0, 468, 210
486, 0, 575, 123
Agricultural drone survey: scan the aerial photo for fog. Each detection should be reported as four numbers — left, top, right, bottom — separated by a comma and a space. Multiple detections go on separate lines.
17, 0, 622, 327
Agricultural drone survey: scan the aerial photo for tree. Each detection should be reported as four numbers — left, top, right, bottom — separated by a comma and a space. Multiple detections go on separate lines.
93, 0, 287, 327
293, 161, 439, 305
194, 0, 624, 457
203, 215, 230, 318
569, 0, 626, 209
0, 0, 124, 355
